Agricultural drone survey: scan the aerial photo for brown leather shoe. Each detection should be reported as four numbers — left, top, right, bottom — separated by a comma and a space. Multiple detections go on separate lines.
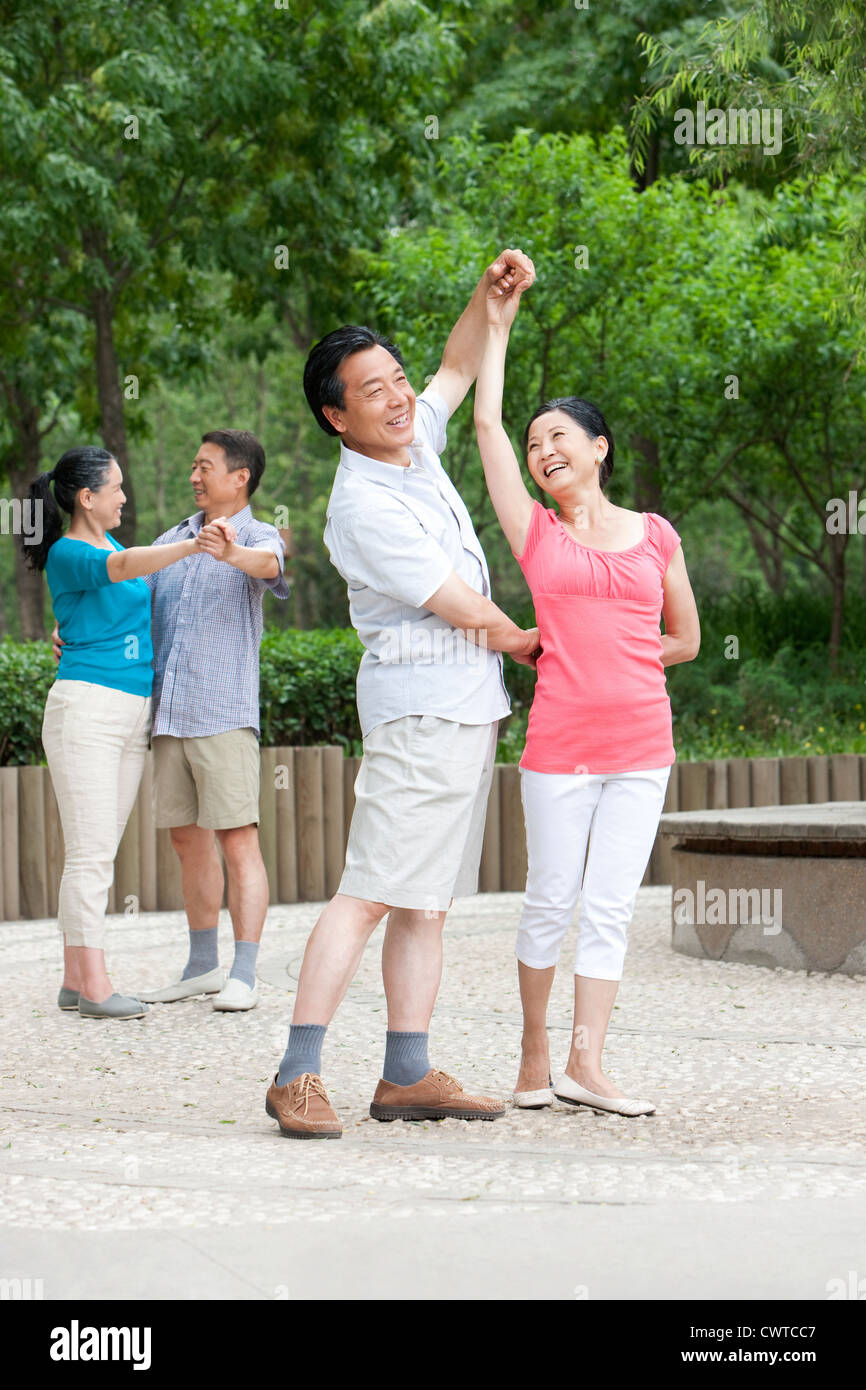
265, 1072, 342, 1139
370, 1068, 506, 1122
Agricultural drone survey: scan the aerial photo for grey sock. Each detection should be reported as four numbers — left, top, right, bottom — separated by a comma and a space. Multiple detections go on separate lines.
181, 926, 219, 981
277, 1023, 327, 1086
383, 1030, 430, 1086
229, 940, 259, 989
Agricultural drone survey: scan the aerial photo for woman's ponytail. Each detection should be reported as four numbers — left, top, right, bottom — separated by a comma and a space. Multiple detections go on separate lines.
19, 446, 114, 572
21, 471, 63, 573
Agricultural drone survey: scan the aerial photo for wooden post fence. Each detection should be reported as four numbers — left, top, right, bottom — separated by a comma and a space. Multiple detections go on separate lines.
0, 750, 864, 920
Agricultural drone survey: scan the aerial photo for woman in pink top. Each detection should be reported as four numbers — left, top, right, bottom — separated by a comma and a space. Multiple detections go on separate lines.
475, 260, 700, 1117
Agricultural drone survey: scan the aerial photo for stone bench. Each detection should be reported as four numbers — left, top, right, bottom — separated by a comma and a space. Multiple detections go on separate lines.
657, 801, 866, 975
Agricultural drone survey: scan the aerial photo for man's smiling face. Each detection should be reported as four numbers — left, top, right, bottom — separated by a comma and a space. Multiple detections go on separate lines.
190, 441, 248, 516
322, 345, 417, 464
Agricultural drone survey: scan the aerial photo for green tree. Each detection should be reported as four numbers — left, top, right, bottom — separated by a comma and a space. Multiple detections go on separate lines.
0, 0, 468, 633
357, 127, 865, 660
632, 2, 866, 310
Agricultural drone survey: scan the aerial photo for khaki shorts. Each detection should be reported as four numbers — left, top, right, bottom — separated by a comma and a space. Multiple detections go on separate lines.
152, 729, 260, 830
339, 715, 498, 912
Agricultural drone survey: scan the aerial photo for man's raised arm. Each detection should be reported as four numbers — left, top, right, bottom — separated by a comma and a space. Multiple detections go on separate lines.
426, 247, 535, 417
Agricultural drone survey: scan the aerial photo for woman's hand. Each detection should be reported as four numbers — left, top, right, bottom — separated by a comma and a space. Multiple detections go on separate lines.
485, 248, 535, 328
196, 516, 237, 559
485, 247, 535, 299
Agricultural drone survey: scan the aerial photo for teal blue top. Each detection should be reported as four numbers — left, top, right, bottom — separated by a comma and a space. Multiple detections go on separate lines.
45, 535, 154, 697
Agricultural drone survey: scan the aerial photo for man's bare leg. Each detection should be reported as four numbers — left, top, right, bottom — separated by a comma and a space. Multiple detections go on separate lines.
170, 824, 224, 930
376, 906, 448, 1085
273, 893, 389, 1088
212, 824, 269, 993
369, 904, 506, 1113
292, 893, 389, 1024
215, 824, 268, 943
169, 823, 225, 981
381, 907, 447, 1031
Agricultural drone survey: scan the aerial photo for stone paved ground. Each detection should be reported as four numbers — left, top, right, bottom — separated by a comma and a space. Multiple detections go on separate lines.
2, 889, 865, 1299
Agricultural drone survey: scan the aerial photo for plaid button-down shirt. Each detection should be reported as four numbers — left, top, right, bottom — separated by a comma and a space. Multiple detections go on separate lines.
145, 505, 289, 737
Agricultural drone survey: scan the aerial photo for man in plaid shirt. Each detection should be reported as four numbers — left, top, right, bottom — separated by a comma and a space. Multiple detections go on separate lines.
133, 430, 289, 1011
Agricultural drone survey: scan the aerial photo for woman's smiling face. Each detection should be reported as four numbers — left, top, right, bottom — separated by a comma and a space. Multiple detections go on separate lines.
525, 409, 606, 499
81, 458, 124, 530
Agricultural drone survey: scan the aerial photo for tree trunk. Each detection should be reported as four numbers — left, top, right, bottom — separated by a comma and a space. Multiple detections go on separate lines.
630, 433, 663, 513
6, 398, 46, 640
827, 532, 847, 675
85, 228, 137, 547
11, 527, 45, 640
744, 512, 786, 594
153, 409, 166, 535
256, 364, 267, 439
630, 124, 660, 191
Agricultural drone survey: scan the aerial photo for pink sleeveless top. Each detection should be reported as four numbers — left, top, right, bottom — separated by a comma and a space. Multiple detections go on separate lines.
514, 502, 682, 774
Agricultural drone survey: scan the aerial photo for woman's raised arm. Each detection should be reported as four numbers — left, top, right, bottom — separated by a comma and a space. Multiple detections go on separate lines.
474, 291, 536, 556
106, 535, 197, 582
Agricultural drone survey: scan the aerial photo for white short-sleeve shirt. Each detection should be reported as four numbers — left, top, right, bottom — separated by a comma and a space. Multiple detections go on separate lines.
324, 387, 511, 736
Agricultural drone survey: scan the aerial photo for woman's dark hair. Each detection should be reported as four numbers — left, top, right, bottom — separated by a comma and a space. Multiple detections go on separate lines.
303, 325, 406, 436
523, 398, 615, 489
20, 446, 115, 572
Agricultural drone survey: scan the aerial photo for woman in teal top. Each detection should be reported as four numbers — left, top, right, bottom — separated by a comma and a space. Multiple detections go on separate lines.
46, 530, 155, 696
23, 446, 209, 1019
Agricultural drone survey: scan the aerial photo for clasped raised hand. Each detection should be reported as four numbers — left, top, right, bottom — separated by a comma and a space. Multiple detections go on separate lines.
485, 246, 536, 328
195, 516, 238, 559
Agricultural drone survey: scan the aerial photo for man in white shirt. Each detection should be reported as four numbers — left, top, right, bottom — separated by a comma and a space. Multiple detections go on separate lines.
265, 249, 538, 1138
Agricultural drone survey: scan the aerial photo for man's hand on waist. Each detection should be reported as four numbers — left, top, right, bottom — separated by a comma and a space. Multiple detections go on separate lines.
509, 626, 542, 669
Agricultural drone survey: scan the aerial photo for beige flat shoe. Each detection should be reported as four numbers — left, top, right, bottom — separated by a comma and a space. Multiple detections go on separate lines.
138, 966, 225, 1003
513, 1072, 554, 1109
553, 1072, 655, 1117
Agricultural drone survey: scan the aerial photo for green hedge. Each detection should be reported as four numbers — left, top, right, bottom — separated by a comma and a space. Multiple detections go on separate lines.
1, 585, 864, 765
0, 630, 368, 767
259, 627, 363, 751
0, 640, 57, 766
0, 628, 530, 765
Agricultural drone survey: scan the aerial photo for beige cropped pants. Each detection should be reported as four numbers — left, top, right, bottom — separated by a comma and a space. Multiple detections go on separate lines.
41, 679, 151, 948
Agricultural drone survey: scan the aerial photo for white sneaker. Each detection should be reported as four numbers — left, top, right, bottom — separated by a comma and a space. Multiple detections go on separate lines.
138, 966, 225, 1004
212, 977, 259, 1012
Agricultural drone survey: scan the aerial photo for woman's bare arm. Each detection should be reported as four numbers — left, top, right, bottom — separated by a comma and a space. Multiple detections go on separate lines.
661, 546, 701, 666
474, 321, 535, 556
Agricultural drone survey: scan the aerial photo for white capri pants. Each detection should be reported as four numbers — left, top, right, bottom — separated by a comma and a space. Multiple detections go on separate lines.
42, 680, 151, 949
516, 765, 671, 981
